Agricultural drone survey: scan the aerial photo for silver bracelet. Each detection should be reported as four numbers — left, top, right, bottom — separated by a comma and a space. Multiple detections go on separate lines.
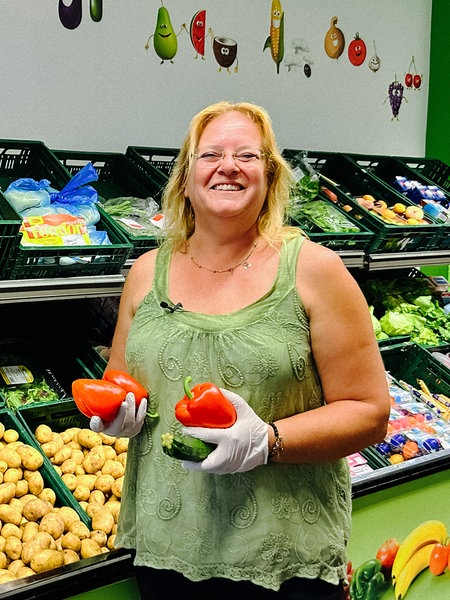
268, 422, 284, 459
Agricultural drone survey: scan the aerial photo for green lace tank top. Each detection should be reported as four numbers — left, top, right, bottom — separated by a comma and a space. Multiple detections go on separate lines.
116, 235, 351, 590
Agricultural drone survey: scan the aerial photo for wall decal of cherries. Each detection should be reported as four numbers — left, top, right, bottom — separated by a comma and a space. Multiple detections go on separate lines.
405, 55, 422, 90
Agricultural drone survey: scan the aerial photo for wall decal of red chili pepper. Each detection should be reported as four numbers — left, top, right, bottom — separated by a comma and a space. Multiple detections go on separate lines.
72, 379, 127, 422
175, 376, 237, 428
103, 370, 148, 406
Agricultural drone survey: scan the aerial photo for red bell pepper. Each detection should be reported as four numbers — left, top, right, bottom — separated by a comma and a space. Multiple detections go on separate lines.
103, 370, 148, 406
72, 379, 126, 421
175, 376, 237, 428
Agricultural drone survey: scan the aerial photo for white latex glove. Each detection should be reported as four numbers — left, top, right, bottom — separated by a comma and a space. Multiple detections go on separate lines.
182, 388, 269, 474
90, 392, 147, 438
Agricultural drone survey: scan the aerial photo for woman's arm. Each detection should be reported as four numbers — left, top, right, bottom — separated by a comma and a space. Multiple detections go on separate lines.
270, 240, 390, 463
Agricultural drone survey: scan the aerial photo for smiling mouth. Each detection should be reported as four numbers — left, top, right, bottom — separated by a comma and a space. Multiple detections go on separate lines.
212, 184, 243, 191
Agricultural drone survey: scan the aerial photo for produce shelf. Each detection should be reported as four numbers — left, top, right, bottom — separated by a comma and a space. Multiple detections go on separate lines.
396, 155, 450, 193
126, 145, 179, 179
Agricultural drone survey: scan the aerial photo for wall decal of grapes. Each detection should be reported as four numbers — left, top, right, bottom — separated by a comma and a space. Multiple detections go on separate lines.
384, 75, 408, 120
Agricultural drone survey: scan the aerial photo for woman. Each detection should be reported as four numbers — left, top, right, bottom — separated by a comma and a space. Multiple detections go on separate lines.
92, 101, 390, 599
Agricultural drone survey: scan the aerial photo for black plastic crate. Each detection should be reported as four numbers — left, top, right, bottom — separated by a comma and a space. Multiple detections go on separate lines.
0, 302, 109, 410
0, 193, 21, 280
126, 146, 179, 179
396, 156, 450, 193
53, 149, 168, 260
283, 150, 443, 253
288, 195, 375, 251
0, 407, 91, 527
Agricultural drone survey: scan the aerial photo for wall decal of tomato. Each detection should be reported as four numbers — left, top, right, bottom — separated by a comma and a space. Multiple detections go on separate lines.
348, 33, 366, 66
188, 9, 206, 59
324, 16, 345, 60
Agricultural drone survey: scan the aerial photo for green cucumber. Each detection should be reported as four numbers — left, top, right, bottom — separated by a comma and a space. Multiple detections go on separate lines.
161, 432, 216, 462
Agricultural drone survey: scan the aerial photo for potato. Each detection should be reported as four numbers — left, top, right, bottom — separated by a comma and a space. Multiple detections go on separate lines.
77, 430, 102, 449
7, 558, 24, 575
95, 474, 115, 495
4, 535, 22, 560
83, 446, 106, 474
0, 537, 5, 553
98, 432, 116, 445
18, 494, 37, 508
111, 476, 123, 499
90, 529, 107, 547
22, 532, 55, 564
0, 571, 16, 584
4, 468, 22, 484
63, 548, 80, 565
39, 513, 65, 540
60, 459, 77, 474
14, 480, 28, 498
16, 566, 35, 578
52, 446, 72, 465
24, 470, 44, 496
0, 460, 8, 474
61, 473, 77, 492
34, 425, 53, 445
71, 449, 85, 466
102, 445, 117, 461
22, 498, 52, 522
17, 445, 44, 471
76, 474, 97, 491
68, 520, 90, 540
85, 504, 102, 519
56, 506, 80, 532
104, 500, 121, 523
60, 531, 81, 552
114, 438, 128, 454
0, 423, 5, 439
91, 507, 114, 535
116, 453, 127, 467
80, 538, 102, 559
9, 498, 23, 514
73, 485, 91, 502
89, 490, 106, 505
102, 459, 124, 479
39, 488, 56, 506
0, 448, 21, 469
1, 523, 22, 540
30, 548, 64, 573
3, 430, 19, 444
0, 482, 16, 505
21, 521, 39, 543
40, 442, 60, 459
0, 551, 7, 570
0, 505, 22, 526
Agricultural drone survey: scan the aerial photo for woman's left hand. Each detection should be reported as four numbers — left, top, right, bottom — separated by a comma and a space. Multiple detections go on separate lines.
181, 389, 269, 474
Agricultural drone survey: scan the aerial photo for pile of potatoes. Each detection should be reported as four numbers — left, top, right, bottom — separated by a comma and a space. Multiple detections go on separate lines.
0, 420, 128, 586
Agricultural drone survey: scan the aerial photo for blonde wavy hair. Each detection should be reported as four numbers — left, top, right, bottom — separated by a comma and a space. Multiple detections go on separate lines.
161, 101, 302, 250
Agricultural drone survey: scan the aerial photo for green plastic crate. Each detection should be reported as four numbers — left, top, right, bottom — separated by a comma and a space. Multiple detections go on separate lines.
126, 146, 179, 179
53, 149, 168, 259
288, 194, 375, 251
283, 150, 443, 253
396, 156, 450, 193
0, 407, 91, 527
380, 342, 450, 400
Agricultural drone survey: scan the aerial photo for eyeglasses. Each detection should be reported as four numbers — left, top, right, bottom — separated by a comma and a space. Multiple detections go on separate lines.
194, 148, 266, 165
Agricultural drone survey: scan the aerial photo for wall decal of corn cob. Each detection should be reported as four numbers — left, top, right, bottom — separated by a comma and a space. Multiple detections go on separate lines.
263, 0, 284, 74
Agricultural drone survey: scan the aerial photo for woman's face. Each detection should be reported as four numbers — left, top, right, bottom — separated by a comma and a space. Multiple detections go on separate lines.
184, 111, 268, 226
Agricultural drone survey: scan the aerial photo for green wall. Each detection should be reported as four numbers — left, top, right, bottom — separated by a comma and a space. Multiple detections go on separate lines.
426, 0, 450, 163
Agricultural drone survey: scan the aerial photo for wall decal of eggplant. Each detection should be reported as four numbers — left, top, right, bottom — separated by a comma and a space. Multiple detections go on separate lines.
263, 0, 284, 74
58, 0, 82, 30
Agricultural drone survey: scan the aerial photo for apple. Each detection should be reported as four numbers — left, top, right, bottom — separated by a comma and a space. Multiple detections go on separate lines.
405, 205, 424, 220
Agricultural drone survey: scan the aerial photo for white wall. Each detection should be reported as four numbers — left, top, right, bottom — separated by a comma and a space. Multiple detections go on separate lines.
0, 1, 431, 156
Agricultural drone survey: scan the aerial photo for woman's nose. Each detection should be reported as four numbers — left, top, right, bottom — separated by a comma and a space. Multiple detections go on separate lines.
218, 153, 240, 172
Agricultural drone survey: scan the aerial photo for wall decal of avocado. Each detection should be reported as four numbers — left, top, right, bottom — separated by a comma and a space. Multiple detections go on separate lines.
145, 1, 182, 64
324, 16, 345, 60
263, 0, 284, 74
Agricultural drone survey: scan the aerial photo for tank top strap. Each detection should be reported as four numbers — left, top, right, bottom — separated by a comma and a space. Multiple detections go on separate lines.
278, 234, 306, 288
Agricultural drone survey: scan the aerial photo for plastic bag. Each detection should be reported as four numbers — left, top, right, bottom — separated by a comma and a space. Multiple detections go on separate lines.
49, 162, 99, 206
288, 152, 320, 216
4, 178, 51, 213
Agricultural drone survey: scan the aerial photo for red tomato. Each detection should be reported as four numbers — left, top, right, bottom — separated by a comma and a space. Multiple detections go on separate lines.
429, 542, 449, 576
348, 33, 367, 66
376, 538, 400, 574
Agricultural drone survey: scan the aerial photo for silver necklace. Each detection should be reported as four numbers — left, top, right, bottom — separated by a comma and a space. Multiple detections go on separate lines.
187, 239, 258, 274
